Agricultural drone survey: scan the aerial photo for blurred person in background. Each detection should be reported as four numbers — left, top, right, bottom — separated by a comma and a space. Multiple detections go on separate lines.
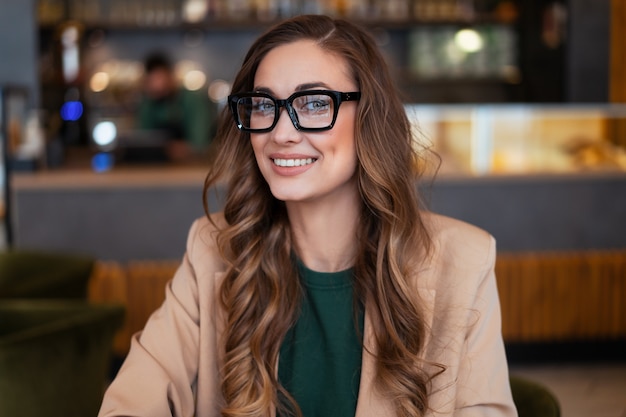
137, 51, 215, 161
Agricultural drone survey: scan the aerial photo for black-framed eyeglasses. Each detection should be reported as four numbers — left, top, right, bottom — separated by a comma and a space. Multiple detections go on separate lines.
228, 90, 361, 133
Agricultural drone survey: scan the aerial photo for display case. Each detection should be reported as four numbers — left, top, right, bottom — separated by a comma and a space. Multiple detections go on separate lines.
407, 103, 626, 177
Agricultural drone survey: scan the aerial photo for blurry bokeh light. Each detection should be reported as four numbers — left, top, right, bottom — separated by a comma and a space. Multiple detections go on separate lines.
183, 70, 206, 91
60, 101, 83, 121
208, 79, 231, 103
183, 0, 208, 22
454, 28, 484, 53
92, 121, 117, 148
91, 152, 114, 173
90, 72, 110, 92
175, 60, 199, 80
61, 25, 80, 83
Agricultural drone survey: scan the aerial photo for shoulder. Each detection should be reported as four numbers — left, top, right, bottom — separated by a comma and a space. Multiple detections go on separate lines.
185, 213, 228, 275
423, 211, 495, 267
420, 211, 496, 280
417, 212, 496, 290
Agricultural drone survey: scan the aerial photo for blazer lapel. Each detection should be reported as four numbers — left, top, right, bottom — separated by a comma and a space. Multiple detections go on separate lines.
354, 307, 396, 417
354, 286, 437, 417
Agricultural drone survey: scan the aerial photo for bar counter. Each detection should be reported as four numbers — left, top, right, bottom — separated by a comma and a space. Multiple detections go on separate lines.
12, 162, 626, 261
14, 164, 626, 352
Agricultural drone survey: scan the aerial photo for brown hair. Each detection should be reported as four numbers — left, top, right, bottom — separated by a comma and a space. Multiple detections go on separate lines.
203, 14, 439, 417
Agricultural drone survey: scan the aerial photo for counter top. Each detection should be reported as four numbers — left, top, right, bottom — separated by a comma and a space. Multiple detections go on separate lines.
13, 165, 208, 190
13, 164, 626, 191
12, 147, 211, 190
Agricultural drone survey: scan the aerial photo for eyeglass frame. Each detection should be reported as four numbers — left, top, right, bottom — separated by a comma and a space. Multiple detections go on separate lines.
228, 89, 361, 133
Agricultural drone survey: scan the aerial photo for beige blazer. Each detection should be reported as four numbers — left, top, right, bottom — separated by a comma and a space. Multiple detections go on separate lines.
99, 213, 517, 417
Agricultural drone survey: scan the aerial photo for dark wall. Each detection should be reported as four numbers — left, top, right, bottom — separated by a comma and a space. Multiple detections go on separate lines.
516, 0, 610, 103
0, 0, 39, 107
518, 0, 567, 102
566, 0, 610, 102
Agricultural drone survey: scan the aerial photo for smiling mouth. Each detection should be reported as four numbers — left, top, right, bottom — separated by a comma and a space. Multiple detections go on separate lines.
272, 158, 316, 167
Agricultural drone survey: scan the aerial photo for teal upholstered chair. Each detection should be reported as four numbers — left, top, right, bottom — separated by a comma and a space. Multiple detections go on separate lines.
0, 250, 94, 299
0, 301, 124, 417
510, 375, 561, 417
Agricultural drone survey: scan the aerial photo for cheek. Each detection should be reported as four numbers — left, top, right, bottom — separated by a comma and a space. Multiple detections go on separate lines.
250, 135, 264, 160
332, 121, 357, 161
250, 135, 272, 176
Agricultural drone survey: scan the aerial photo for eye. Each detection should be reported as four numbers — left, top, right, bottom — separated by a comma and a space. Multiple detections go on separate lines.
297, 95, 331, 113
252, 98, 275, 114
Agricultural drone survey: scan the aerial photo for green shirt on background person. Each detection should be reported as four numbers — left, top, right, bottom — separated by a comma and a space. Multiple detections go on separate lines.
137, 87, 216, 150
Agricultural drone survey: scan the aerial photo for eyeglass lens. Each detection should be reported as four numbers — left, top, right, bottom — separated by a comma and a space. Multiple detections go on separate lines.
237, 92, 335, 131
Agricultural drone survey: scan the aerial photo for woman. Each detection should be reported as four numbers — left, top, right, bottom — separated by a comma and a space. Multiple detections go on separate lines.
99, 15, 516, 417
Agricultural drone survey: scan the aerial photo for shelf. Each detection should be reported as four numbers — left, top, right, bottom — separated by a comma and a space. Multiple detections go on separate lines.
38, 14, 517, 33
396, 72, 520, 85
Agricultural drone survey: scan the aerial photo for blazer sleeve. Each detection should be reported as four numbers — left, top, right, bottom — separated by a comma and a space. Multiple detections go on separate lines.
98, 220, 204, 417
454, 236, 518, 417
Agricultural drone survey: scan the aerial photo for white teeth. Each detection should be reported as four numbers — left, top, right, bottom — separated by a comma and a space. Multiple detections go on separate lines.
273, 158, 315, 167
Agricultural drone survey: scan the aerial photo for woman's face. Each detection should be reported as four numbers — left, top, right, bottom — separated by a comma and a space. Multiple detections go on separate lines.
250, 40, 359, 206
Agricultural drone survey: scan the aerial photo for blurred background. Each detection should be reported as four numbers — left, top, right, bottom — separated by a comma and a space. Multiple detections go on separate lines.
0, 1, 625, 416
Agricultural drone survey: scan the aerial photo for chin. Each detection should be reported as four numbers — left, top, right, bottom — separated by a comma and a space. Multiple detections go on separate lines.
266, 183, 310, 202
269, 190, 309, 203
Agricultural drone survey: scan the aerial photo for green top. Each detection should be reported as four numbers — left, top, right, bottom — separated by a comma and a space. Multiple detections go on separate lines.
278, 262, 364, 417
137, 88, 216, 149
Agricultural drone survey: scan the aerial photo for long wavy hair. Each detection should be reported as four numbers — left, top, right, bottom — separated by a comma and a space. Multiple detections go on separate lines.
203, 14, 439, 417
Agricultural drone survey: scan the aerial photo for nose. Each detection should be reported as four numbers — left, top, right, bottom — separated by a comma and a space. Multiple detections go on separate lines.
271, 106, 301, 144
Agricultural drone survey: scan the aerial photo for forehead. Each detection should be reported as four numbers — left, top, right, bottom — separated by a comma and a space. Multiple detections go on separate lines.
253, 40, 355, 94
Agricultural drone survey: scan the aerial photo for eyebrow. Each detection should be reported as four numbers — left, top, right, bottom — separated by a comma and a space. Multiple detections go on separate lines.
253, 82, 333, 95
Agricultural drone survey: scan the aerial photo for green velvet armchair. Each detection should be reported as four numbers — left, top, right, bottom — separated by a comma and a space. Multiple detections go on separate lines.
510, 375, 561, 417
0, 250, 94, 299
0, 301, 124, 417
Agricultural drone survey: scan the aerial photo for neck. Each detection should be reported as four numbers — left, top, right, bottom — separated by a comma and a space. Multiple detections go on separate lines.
286, 189, 360, 273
